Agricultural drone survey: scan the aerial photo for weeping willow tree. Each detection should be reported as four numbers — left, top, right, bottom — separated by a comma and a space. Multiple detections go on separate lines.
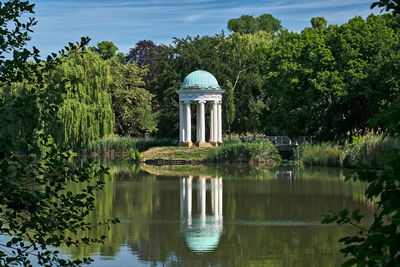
47, 51, 114, 146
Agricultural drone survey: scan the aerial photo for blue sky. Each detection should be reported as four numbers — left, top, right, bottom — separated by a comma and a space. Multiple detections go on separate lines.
31, 0, 379, 57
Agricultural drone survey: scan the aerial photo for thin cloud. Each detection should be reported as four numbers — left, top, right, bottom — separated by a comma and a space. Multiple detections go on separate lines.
31, 0, 377, 56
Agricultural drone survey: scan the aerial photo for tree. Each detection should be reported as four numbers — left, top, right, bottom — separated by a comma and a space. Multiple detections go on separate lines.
227, 14, 282, 34
126, 40, 163, 91
258, 14, 283, 33
228, 15, 259, 34
0, 1, 117, 266
224, 81, 235, 135
311, 17, 327, 30
218, 31, 273, 134
108, 57, 157, 136
91, 40, 119, 60
47, 51, 115, 146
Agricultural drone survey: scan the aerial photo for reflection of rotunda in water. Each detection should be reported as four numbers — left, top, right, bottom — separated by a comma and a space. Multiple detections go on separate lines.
180, 177, 223, 253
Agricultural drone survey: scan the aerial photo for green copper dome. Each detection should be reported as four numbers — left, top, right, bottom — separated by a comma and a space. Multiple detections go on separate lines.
180, 70, 221, 91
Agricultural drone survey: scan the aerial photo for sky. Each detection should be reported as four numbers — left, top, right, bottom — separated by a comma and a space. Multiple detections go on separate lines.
30, 0, 380, 57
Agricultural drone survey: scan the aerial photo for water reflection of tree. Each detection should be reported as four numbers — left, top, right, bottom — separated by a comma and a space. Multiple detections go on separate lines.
61, 164, 374, 266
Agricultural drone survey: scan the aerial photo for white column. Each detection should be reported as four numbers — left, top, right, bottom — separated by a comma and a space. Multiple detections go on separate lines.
210, 103, 214, 142
217, 101, 222, 143
213, 101, 218, 143
185, 101, 191, 143
179, 102, 184, 143
196, 103, 200, 143
199, 101, 205, 143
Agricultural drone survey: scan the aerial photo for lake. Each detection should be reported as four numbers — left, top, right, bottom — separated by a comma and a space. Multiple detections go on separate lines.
59, 159, 374, 267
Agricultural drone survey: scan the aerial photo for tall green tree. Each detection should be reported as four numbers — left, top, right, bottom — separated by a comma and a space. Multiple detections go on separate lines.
47, 51, 115, 146
108, 57, 157, 136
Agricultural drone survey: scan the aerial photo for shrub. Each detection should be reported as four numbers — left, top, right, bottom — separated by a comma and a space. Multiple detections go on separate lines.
210, 140, 281, 165
222, 135, 242, 144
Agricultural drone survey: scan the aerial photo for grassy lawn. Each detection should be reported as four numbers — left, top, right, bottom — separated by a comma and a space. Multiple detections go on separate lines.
141, 146, 217, 161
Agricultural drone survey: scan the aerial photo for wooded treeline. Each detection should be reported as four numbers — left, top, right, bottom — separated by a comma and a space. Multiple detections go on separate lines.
142, 13, 399, 141
1, 13, 399, 147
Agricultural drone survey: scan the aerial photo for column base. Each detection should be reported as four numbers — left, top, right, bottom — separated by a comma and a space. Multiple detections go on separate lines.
178, 142, 193, 147
209, 141, 220, 147
195, 142, 213, 147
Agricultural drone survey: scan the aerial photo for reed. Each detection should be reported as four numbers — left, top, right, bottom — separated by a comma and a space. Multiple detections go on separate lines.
210, 140, 281, 165
85, 136, 177, 154
294, 133, 400, 168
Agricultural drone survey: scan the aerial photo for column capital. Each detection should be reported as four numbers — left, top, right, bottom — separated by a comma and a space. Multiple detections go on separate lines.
184, 100, 191, 105
198, 100, 206, 104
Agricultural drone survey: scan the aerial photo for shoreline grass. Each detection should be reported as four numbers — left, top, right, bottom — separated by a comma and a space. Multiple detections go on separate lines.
294, 133, 400, 168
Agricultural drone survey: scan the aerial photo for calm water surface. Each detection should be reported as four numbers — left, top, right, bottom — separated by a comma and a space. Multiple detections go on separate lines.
60, 160, 374, 267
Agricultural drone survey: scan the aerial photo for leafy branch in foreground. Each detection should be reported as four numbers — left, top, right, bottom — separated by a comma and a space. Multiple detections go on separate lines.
322, 150, 400, 266
0, 1, 118, 266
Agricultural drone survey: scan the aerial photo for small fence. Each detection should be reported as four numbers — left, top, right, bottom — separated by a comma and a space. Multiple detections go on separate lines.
240, 136, 311, 146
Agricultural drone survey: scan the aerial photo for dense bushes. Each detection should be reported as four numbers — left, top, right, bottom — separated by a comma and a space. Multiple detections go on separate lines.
85, 136, 177, 154
295, 133, 400, 168
210, 140, 281, 165
294, 143, 342, 167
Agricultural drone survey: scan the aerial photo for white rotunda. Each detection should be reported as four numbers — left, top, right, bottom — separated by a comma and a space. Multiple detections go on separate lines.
177, 70, 225, 147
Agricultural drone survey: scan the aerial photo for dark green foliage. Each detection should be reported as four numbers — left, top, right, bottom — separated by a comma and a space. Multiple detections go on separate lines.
0, 1, 117, 266
85, 136, 177, 154
227, 14, 282, 34
108, 57, 157, 136
90, 40, 120, 60
265, 14, 399, 140
311, 17, 327, 29
210, 140, 281, 165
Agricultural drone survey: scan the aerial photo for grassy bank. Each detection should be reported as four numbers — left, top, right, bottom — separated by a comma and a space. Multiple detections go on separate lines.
85, 136, 177, 155
141, 139, 281, 166
294, 134, 400, 168
142, 146, 217, 161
